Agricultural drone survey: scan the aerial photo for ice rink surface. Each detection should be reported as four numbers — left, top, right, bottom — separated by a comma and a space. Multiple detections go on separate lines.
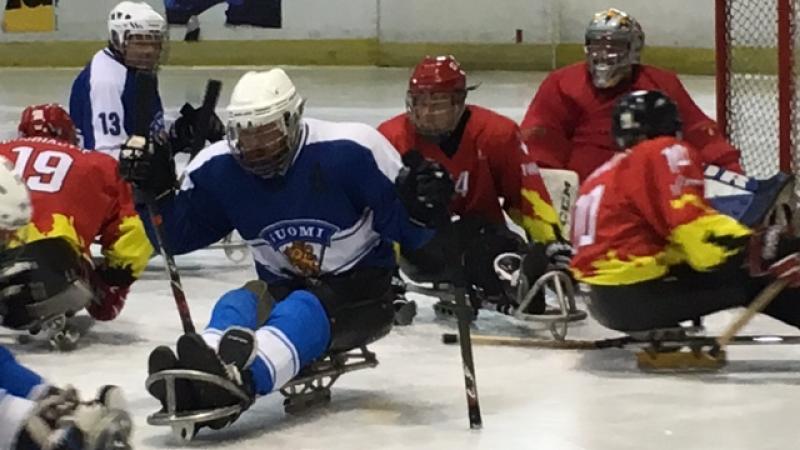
1, 67, 799, 450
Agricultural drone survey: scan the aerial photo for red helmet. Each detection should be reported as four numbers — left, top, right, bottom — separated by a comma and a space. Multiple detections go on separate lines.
408, 55, 471, 94
18, 104, 78, 145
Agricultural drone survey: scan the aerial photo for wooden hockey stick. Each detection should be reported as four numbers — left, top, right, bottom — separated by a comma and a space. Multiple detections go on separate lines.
134, 71, 196, 334
709, 277, 789, 356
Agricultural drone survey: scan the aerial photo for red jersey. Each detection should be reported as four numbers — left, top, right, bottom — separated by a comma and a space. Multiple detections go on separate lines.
0, 137, 152, 278
570, 136, 750, 286
379, 105, 561, 243
521, 62, 742, 181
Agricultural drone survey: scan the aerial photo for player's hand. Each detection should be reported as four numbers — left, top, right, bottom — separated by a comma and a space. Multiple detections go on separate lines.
169, 102, 225, 156
396, 151, 454, 228
767, 253, 800, 288
84, 263, 134, 322
545, 240, 573, 271
119, 135, 151, 184
119, 135, 177, 200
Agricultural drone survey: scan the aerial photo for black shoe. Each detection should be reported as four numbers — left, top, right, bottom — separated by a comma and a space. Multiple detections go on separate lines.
177, 333, 253, 430
147, 346, 195, 413
218, 327, 257, 373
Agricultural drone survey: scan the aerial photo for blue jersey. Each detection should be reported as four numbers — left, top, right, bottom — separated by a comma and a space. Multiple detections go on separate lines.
148, 118, 432, 284
69, 49, 165, 159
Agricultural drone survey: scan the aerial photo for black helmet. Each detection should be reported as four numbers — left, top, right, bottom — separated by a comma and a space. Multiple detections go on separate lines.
612, 90, 682, 150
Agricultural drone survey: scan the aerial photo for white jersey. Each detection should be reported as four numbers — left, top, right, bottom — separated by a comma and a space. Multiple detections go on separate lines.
0, 389, 34, 449
69, 49, 165, 159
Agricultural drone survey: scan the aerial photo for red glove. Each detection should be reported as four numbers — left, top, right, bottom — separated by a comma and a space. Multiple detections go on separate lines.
767, 253, 800, 288
79, 257, 134, 321
86, 281, 129, 321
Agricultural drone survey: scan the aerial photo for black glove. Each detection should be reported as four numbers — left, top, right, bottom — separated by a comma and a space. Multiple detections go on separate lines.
169, 102, 225, 156
544, 240, 574, 271
119, 135, 177, 201
395, 151, 454, 228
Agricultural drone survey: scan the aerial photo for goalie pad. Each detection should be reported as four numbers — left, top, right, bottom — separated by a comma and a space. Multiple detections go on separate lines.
704, 165, 795, 228
539, 169, 579, 236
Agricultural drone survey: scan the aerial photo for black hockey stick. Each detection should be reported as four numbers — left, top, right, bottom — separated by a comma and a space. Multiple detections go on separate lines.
451, 235, 482, 429
189, 79, 222, 158
134, 71, 195, 334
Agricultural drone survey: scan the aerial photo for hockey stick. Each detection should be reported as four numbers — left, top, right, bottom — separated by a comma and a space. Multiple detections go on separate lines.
709, 277, 789, 356
451, 258, 482, 430
444, 278, 791, 353
189, 79, 222, 158
134, 71, 195, 334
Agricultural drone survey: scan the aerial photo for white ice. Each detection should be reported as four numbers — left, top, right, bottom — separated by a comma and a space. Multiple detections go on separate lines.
1, 67, 798, 450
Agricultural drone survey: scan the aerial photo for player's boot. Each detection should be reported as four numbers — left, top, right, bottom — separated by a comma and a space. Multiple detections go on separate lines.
176, 333, 255, 430
147, 345, 195, 413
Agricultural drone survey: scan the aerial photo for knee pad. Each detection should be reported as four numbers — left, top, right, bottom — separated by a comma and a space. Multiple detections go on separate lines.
209, 282, 273, 330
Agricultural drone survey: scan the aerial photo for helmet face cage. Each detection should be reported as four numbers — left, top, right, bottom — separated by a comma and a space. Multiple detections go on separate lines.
584, 9, 644, 89
111, 29, 167, 71
121, 30, 166, 71
227, 109, 303, 179
406, 90, 467, 138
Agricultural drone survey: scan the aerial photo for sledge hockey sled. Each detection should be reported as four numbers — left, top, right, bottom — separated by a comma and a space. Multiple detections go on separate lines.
407, 264, 586, 340
146, 345, 378, 440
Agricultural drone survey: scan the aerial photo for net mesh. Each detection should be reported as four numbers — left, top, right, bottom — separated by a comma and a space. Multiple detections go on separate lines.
720, 0, 799, 178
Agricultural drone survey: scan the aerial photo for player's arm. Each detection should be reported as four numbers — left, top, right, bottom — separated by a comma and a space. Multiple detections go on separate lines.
97, 162, 153, 279
519, 73, 576, 170
73, 73, 128, 158
487, 125, 561, 244
630, 142, 750, 271
666, 75, 743, 173
124, 141, 235, 255
342, 131, 437, 250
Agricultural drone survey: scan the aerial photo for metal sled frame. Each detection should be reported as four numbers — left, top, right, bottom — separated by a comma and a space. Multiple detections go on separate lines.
513, 269, 587, 340
279, 346, 378, 414
145, 369, 250, 440
207, 233, 249, 263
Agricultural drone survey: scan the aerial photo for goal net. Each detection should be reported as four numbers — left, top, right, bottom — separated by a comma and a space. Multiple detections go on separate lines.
715, 0, 799, 179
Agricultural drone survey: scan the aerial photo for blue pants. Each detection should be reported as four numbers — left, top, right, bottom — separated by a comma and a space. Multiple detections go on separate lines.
0, 346, 43, 399
201, 288, 330, 395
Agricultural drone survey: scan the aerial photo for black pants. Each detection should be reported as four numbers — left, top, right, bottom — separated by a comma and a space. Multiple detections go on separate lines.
400, 216, 527, 297
269, 267, 394, 353
588, 258, 800, 332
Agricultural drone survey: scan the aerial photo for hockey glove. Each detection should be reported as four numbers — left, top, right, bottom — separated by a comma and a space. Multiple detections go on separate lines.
119, 135, 177, 201
395, 151, 454, 228
545, 240, 574, 271
81, 258, 134, 322
169, 102, 225, 156
15, 385, 131, 450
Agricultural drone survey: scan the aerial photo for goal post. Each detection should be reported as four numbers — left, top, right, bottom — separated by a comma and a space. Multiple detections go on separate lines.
715, 0, 797, 178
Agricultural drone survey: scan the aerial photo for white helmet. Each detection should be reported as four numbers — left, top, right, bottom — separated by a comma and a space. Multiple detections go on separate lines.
108, 1, 167, 70
226, 69, 305, 178
0, 156, 31, 237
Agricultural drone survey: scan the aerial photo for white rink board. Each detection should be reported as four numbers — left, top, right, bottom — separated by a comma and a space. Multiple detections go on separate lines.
1, 67, 798, 450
